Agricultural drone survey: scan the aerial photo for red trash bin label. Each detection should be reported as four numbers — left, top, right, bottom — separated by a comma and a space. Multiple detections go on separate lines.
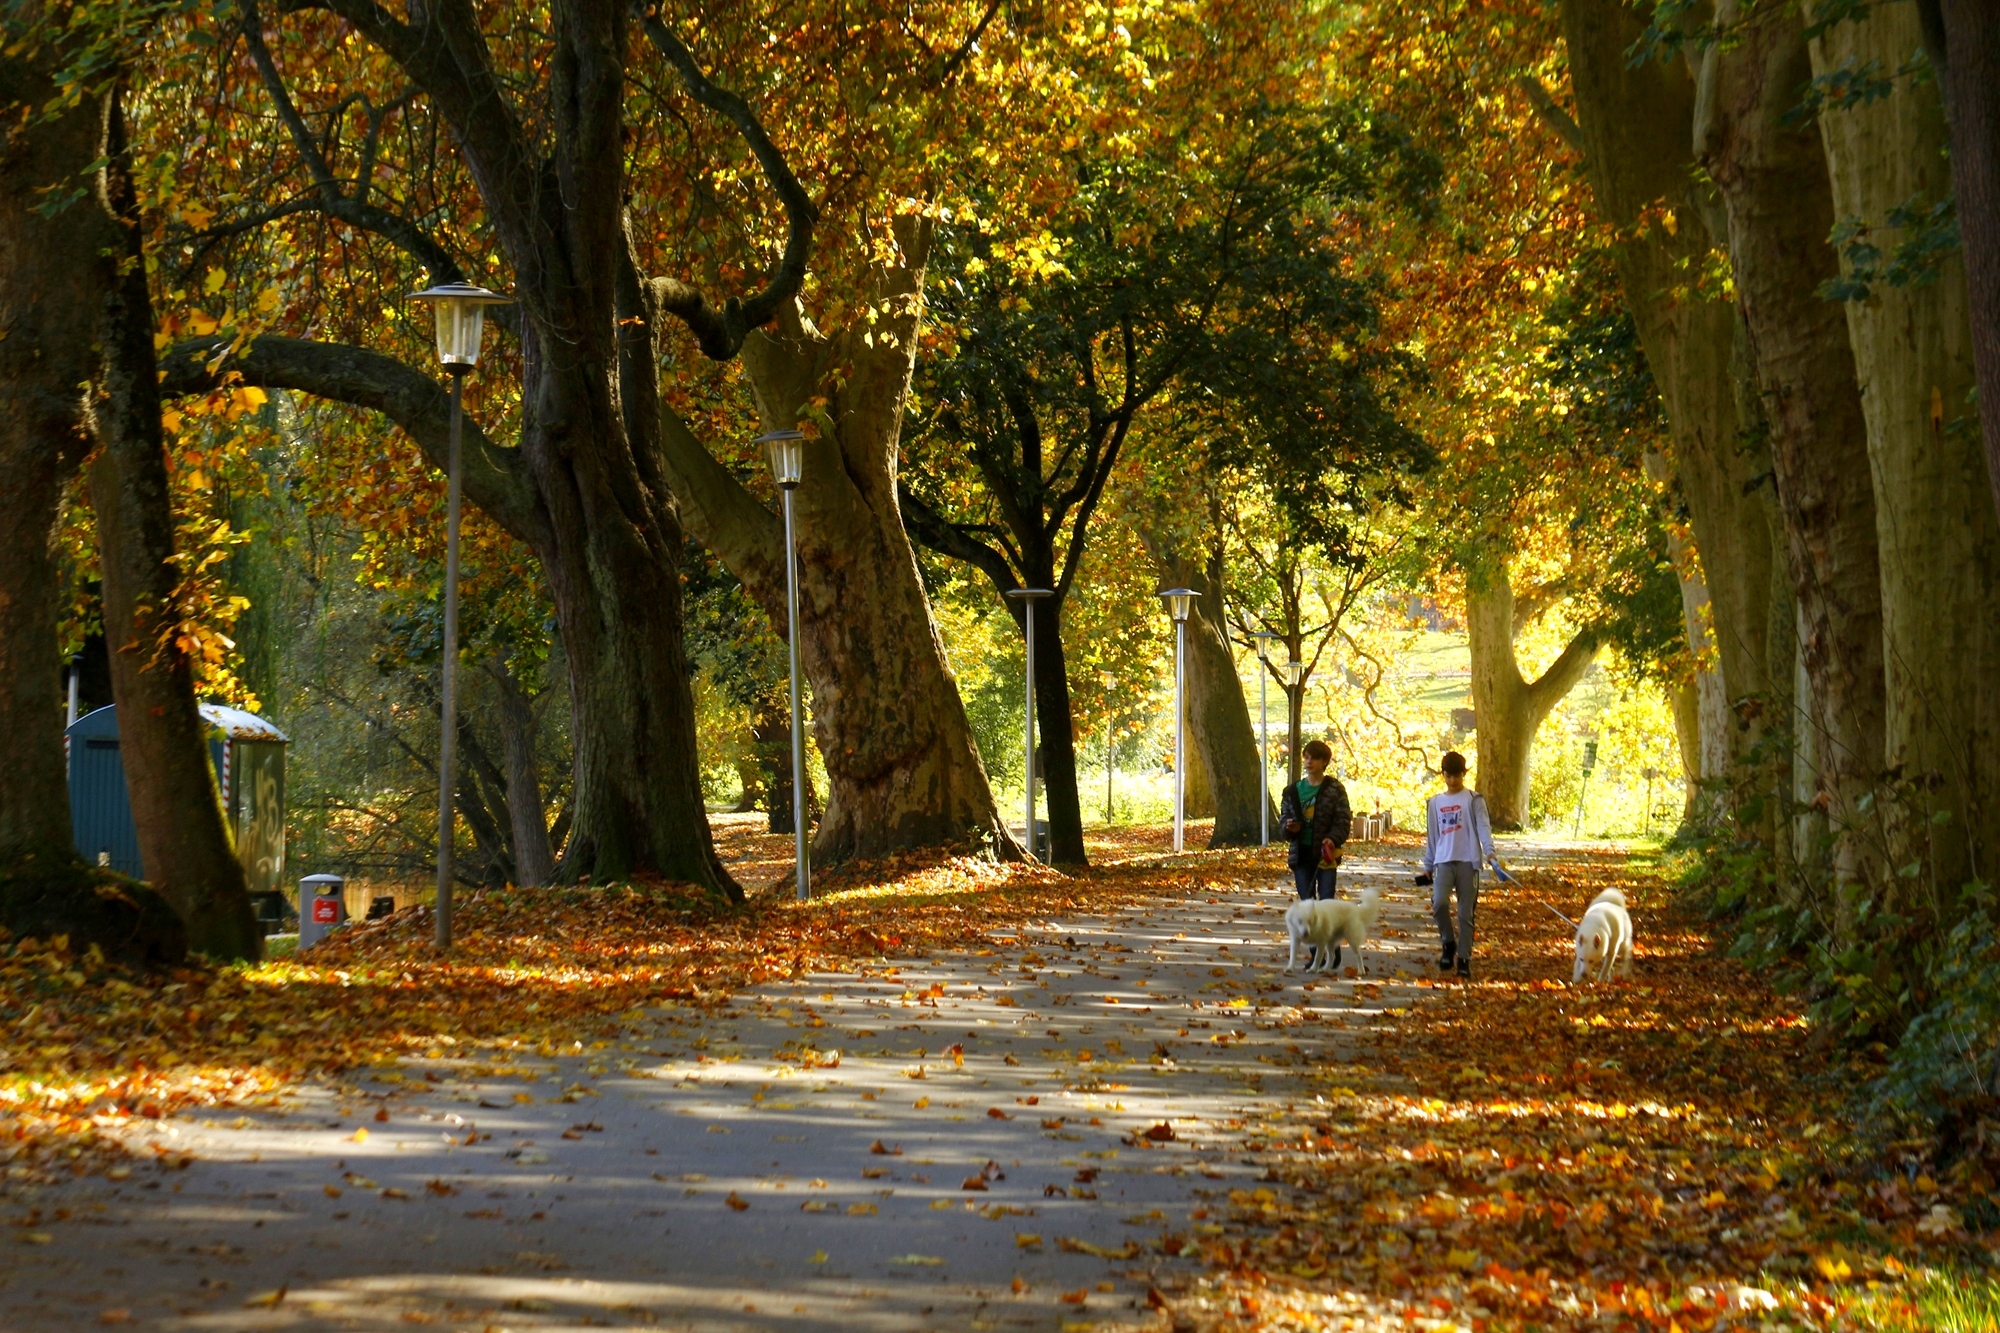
312, 898, 339, 924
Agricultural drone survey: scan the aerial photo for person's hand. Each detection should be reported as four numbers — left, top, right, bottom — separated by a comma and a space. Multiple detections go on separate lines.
1321, 839, 1339, 865
1283, 818, 1300, 835
1415, 872, 1433, 887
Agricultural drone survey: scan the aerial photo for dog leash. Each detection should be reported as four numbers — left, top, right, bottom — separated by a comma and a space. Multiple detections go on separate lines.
1542, 902, 1578, 929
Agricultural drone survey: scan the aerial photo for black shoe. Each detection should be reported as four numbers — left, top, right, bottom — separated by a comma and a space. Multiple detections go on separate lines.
1438, 942, 1455, 971
1456, 957, 1471, 979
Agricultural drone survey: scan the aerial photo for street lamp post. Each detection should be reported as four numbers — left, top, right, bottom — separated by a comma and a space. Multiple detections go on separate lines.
759, 429, 811, 900
409, 280, 511, 951
1159, 589, 1198, 853
1251, 630, 1276, 846
1006, 587, 1054, 861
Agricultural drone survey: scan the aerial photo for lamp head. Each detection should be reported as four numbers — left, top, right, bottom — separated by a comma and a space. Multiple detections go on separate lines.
757, 429, 806, 488
1159, 587, 1198, 623
408, 281, 511, 368
1281, 660, 1306, 687
1005, 587, 1054, 602
1251, 628, 1277, 662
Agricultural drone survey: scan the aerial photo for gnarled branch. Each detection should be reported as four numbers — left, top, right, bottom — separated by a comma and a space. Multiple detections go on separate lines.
158, 335, 544, 547
898, 481, 1022, 598
634, 3, 818, 360
242, 1, 498, 310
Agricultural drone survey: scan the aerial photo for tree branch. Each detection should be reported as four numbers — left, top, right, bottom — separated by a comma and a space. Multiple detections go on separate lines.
898, 481, 1020, 595
242, 2, 479, 293
934, 0, 1002, 83
635, 3, 818, 360
1525, 630, 1602, 718
279, 0, 545, 266
1518, 75, 1587, 157
157, 335, 544, 546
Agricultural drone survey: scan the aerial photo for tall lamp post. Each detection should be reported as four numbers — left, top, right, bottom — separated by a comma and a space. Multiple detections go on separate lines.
1279, 658, 1306, 783
759, 429, 811, 900
409, 280, 511, 951
1159, 589, 1198, 852
1005, 587, 1054, 861
1251, 630, 1276, 846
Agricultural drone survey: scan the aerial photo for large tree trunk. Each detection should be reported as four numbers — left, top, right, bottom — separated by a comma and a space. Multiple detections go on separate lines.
1918, 0, 2000, 532
1668, 675, 1703, 824
1030, 604, 1088, 865
487, 657, 554, 887
1697, 1, 1889, 901
510, 216, 727, 893
1647, 452, 1730, 820
1562, 0, 1780, 825
88, 87, 260, 960
658, 223, 1016, 864
1811, 5, 2000, 902
1140, 535, 1270, 847
1464, 565, 1601, 829
749, 689, 801, 835
0, 29, 184, 964
1182, 736, 1215, 819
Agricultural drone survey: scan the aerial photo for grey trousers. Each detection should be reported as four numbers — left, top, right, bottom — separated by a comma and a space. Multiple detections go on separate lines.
1432, 861, 1479, 954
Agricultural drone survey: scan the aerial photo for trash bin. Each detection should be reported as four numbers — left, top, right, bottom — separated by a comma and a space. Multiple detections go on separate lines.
298, 873, 346, 948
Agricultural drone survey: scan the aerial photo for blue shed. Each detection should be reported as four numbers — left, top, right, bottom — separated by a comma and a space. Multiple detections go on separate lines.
65, 704, 290, 894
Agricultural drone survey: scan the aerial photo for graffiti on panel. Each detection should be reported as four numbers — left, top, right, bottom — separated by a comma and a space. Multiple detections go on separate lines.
235, 742, 286, 896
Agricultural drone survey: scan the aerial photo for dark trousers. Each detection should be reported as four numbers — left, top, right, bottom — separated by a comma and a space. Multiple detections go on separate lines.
1292, 861, 1338, 900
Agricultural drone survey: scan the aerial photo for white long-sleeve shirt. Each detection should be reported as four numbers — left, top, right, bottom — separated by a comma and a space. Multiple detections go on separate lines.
1422, 786, 1494, 873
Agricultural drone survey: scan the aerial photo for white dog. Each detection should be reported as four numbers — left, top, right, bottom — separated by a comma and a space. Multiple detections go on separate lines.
1572, 888, 1633, 983
1284, 886, 1384, 976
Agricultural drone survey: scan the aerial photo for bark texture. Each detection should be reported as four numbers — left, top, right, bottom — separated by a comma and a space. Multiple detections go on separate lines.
487, 657, 554, 887
1697, 0, 1887, 894
1919, 0, 2000, 531
89, 88, 260, 960
1811, 4, 2000, 897
0, 26, 183, 964
660, 224, 1015, 864
1027, 610, 1087, 864
1464, 566, 1601, 829
1562, 0, 1779, 804
0, 39, 101, 878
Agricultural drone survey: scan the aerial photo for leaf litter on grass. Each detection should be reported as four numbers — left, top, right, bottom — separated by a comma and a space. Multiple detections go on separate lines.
0, 829, 1185, 1196
1147, 843, 2000, 1332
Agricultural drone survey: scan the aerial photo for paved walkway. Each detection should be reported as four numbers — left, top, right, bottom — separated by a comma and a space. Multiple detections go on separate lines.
7, 845, 1436, 1332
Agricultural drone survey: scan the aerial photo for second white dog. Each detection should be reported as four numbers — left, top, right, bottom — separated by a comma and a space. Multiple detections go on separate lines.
1572, 888, 1633, 983
1284, 886, 1384, 976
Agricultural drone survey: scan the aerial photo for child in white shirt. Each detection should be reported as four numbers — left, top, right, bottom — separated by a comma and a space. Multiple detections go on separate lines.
1416, 750, 1493, 978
